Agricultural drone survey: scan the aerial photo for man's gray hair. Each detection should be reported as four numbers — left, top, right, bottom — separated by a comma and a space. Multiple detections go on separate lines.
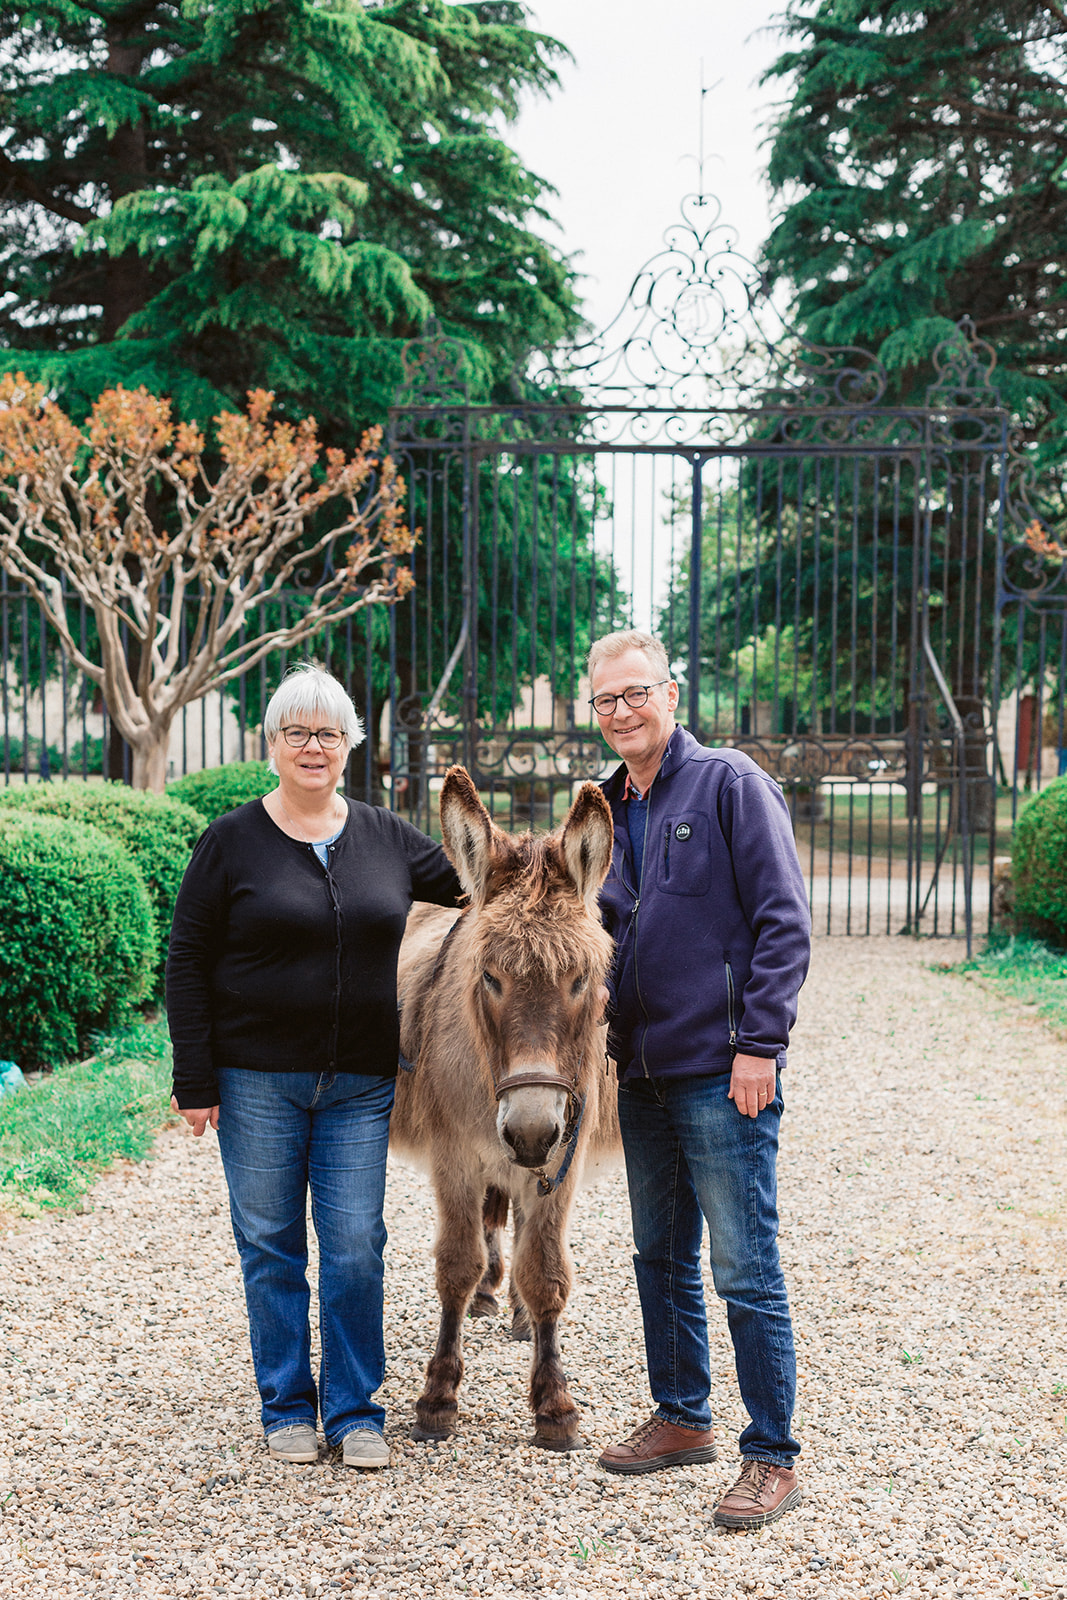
587, 630, 671, 682
263, 665, 365, 749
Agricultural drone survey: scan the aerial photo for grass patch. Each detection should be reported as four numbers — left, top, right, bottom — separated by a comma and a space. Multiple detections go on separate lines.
956, 932, 1067, 1035
0, 1017, 173, 1215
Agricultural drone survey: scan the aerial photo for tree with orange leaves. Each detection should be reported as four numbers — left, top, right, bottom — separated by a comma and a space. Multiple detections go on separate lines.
1024, 520, 1067, 563
0, 375, 415, 791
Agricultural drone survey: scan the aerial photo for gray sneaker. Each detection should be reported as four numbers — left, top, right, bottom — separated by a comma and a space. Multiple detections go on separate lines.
267, 1423, 319, 1463
342, 1429, 390, 1469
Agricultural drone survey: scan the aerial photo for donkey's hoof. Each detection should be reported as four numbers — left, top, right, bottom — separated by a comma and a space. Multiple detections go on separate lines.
510, 1312, 532, 1343
469, 1292, 499, 1319
529, 1430, 587, 1453
410, 1420, 455, 1444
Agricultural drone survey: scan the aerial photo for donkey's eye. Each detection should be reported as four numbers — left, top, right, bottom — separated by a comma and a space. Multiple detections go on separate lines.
483, 970, 502, 996
571, 974, 587, 997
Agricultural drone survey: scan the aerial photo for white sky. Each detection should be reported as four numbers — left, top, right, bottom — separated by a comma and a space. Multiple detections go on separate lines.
507, 4, 795, 631
513, 1, 791, 341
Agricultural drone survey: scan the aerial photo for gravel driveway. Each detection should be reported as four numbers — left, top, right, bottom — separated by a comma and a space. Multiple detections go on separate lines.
2, 935, 1066, 1600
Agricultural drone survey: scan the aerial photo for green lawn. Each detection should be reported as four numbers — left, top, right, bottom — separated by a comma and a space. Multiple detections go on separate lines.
789, 787, 1019, 867
0, 1018, 174, 1214
954, 933, 1067, 1036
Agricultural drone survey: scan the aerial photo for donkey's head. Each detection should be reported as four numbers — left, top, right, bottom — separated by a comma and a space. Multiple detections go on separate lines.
440, 766, 614, 1171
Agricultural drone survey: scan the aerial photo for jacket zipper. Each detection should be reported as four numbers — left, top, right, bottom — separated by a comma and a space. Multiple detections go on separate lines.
725, 957, 737, 1061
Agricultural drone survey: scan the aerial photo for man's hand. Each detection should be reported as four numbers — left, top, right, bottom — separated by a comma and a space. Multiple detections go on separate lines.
727, 1054, 777, 1118
171, 1096, 219, 1137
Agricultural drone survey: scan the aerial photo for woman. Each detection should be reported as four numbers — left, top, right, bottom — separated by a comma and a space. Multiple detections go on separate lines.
166, 666, 461, 1468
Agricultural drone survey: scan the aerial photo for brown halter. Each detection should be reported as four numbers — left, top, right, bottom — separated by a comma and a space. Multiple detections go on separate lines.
492, 1065, 586, 1197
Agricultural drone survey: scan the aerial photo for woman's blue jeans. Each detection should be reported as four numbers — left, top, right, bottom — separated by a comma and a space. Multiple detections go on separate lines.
216, 1069, 395, 1446
617, 1073, 799, 1466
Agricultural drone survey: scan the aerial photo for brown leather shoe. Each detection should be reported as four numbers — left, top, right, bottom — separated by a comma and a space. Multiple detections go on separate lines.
714, 1458, 801, 1528
598, 1415, 718, 1475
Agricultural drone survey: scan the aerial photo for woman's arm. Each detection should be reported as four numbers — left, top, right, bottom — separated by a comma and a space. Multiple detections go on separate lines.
399, 815, 465, 906
166, 829, 228, 1110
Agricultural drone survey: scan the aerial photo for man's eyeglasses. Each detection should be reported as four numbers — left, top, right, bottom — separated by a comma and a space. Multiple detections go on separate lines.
588, 680, 669, 716
281, 726, 345, 749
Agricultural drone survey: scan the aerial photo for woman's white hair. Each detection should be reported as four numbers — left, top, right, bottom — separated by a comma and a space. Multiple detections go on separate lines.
263, 665, 365, 750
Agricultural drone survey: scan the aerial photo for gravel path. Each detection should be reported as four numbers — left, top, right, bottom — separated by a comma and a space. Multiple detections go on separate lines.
2, 936, 1066, 1600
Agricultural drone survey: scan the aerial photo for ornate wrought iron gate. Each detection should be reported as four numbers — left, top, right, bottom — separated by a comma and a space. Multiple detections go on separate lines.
2, 193, 1059, 949
384, 194, 1046, 949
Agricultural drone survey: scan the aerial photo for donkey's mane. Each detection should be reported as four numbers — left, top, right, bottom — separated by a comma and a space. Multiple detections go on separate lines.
470, 831, 613, 985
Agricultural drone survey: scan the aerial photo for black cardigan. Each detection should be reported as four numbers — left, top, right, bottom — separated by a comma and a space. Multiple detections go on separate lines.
166, 797, 461, 1107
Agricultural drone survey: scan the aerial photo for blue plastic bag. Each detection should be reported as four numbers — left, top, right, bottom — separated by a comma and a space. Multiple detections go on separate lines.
0, 1060, 26, 1097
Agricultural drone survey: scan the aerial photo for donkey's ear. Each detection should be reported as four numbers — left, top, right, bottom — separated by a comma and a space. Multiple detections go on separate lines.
559, 782, 614, 913
440, 765, 499, 905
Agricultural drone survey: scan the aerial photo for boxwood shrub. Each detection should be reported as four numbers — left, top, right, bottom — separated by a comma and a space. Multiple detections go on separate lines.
0, 812, 156, 1070
167, 759, 275, 823
1012, 776, 1067, 943
0, 782, 206, 978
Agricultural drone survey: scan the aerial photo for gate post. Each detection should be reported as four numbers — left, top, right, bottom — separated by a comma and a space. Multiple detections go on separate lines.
688, 455, 703, 733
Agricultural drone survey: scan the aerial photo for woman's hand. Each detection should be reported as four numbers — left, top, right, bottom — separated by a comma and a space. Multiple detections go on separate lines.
171, 1096, 219, 1137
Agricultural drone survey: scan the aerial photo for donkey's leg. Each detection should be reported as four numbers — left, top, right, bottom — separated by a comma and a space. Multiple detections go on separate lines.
470, 1186, 509, 1318
512, 1203, 583, 1451
412, 1176, 487, 1443
507, 1201, 531, 1342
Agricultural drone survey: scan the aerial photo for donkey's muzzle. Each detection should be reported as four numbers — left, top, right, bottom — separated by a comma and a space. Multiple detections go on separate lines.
495, 1071, 572, 1169
500, 1114, 564, 1169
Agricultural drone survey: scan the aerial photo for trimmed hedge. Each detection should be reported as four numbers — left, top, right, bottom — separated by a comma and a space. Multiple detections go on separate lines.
0, 782, 206, 978
0, 811, 156, 1070
1012, 776, 1067, 943
166, 759, 275, 823
1, 735, 105, 777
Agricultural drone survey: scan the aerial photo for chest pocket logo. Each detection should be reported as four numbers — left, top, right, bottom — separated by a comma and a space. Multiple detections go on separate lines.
674, 823, 692, 842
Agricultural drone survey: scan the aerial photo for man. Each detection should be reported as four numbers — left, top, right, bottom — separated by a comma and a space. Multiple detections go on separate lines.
589, 629, 810, 1529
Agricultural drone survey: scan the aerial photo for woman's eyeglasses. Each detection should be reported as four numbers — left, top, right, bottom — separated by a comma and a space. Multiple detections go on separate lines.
588, 680, 669, 716
281, 726, 345, 749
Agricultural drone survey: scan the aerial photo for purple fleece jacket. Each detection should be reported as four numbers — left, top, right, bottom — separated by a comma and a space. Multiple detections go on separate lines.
598, 727, 811, 1081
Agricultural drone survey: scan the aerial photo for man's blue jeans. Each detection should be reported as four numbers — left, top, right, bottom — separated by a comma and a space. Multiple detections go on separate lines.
216, 1069, 395, 1446
617, 1073, 798, 1466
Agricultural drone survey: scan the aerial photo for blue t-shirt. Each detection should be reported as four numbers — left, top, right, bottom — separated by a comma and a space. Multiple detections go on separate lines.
312, 822, 347, 868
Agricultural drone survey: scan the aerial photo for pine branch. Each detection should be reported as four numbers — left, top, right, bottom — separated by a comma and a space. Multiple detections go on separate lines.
0, 147, 95, 226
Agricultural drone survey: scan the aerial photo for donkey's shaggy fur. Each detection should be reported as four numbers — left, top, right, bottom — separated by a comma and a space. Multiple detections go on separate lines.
391, 767, 620, 1449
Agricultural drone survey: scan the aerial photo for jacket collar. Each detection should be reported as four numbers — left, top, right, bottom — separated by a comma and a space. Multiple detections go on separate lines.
603, 725, 701, 803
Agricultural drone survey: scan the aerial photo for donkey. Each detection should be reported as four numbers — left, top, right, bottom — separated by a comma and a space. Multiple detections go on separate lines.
390, 765, 619, 1451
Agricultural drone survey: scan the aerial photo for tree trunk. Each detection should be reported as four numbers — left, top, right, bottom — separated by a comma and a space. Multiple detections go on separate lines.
101, 27, 148, 781
130, 730, 172, 794
106, 634, 142, 782
103, 30, 148, 341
